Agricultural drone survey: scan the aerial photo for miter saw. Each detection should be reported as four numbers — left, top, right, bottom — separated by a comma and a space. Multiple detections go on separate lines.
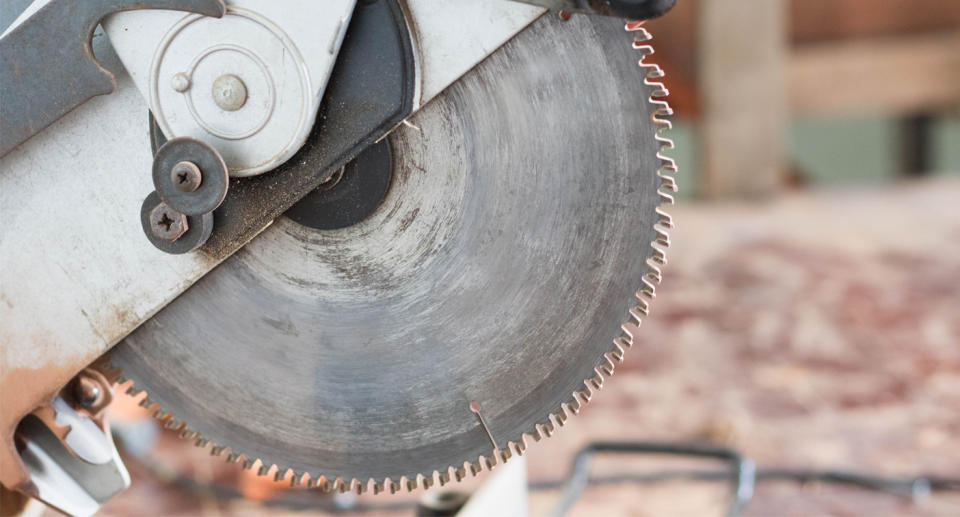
0, 0, 677, 515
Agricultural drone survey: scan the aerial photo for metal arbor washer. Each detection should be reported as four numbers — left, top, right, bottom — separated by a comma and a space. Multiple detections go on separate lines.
111, 14, 673, 490
152, 137, 229, 216
284, 139, 393, 230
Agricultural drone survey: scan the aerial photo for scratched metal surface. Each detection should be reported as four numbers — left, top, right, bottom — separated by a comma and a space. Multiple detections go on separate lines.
111, 13, 662, 483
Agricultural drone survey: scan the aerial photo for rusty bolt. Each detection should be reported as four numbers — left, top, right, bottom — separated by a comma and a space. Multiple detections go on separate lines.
149, 203, 189, 241
171, 161, 202, 193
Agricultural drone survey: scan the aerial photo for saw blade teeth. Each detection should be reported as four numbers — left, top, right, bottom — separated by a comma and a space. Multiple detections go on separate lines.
653, 229, 670, 248
611, 344, 625, 362
657, 190, 675, 208
658, 175, 677, 193
632, 44, 654, 59
533, 422, 551, 442
290, 472, 304, 487
550, 411, 567, 428
346, 478, 360, 495
655, 130, 675, 149
631, 26, 653, 42
625, 22, 652, 41
543, 419, 557, 434
553, 405, 570, 429
648, 249, 667, 268
645, 269, 663, 287
603, 351, 619, 369
436, 471, 450, 487
587, 373, 603, 391
656, 208, 675, 228
417, 471, 443, 490
182, 428, 201, 440
106, 21, 675, 495
573, 389, 590, 406
644, 65, 666, 80
614, 335, 633, 355
468, 461, 483, 477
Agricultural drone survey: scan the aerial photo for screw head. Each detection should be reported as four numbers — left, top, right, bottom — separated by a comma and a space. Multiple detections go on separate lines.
149, 203, 189, 241
171, 161, 202, 193
171, 72, 191, 93
212, 74, 247, 112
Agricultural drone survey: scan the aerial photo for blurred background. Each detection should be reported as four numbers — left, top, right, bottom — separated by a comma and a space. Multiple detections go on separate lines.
28, 1, 960, 516
648, 0, 960, 197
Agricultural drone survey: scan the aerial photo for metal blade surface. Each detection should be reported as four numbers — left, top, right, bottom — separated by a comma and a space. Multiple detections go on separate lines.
110, 13, 669, 487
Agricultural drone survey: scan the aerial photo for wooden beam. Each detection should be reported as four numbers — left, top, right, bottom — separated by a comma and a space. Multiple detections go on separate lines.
791, 0, 960, 44
789, 31, 960, 116
698, 0, 788, 199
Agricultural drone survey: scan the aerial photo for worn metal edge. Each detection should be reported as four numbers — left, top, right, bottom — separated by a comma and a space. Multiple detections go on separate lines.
103, 21, 676, 495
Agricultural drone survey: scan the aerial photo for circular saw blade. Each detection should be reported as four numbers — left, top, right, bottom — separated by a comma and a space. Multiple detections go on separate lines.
110, 14, 672, 490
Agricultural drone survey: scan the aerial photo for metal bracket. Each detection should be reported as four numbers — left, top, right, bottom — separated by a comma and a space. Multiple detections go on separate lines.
0, 0, 226, 158
15, 395, 130, 517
